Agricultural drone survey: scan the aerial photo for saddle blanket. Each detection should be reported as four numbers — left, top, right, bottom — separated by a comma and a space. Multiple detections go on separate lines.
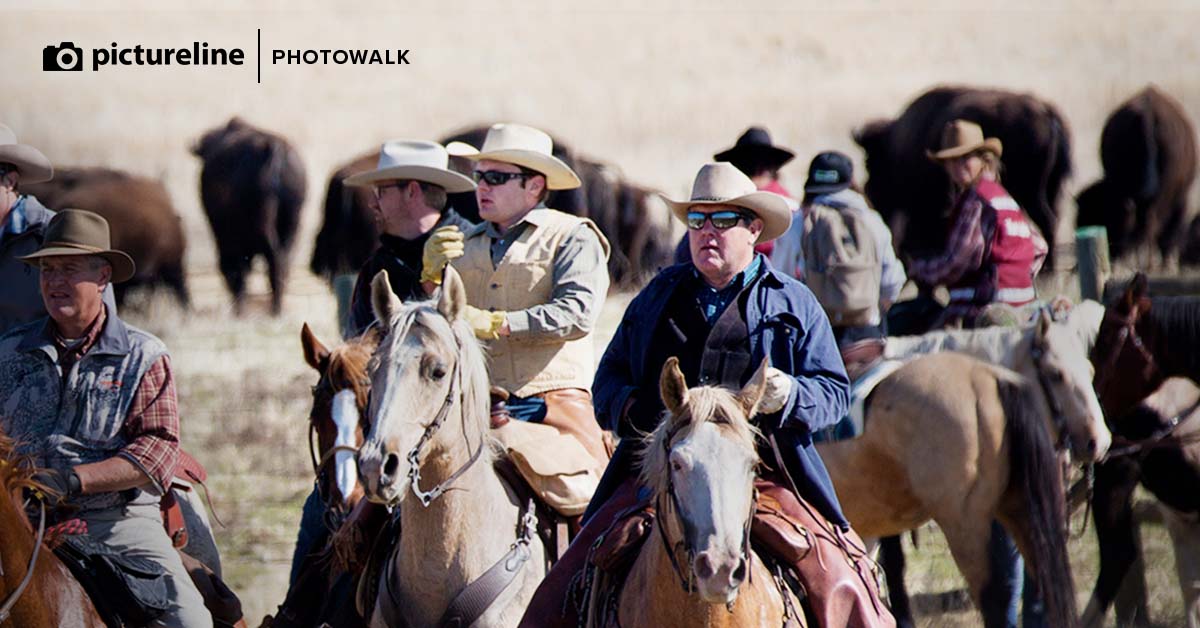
813, 359, 904, 443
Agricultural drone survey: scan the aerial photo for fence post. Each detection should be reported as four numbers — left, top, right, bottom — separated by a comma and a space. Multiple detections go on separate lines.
1076, 226, 1110, 301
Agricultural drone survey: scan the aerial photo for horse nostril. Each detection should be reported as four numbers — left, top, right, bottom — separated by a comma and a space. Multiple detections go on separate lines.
730, 557, 747, 586
694, 553, 716, 579
381, 452, 400, 486
1087, 438, 1098, 456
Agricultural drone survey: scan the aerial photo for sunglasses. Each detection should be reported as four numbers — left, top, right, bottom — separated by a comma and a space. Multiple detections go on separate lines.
686, 210, 752, 231
473, 170, 532, 186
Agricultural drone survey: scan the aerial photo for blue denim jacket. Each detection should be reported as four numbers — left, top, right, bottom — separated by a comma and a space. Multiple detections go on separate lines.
592, 257, 852, 526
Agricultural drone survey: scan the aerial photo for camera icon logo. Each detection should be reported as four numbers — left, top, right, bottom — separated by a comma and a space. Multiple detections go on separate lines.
43, 42, 84, 71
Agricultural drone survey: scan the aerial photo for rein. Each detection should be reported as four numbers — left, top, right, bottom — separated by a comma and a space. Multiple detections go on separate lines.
405, 351, 486, 508
1105, 397, 1200, 458
307, 373, 371, 519
1028, 336, 1071, 453
0, 501, 46, 623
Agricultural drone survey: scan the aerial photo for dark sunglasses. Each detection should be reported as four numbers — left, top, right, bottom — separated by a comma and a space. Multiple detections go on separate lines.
473, 170, 531, 186
686, 210, 752, 231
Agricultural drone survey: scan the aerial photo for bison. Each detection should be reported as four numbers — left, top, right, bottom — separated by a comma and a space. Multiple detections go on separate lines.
1076, 85, 1197, 267
855, 86, 1072, 271
192, 117, 306, 315
23, 167, 189, 307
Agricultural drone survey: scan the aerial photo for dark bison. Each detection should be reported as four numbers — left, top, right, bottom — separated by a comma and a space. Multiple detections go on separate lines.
1076, 85, 1197, 266
24, 167, 189, 307
855, 86, 1072, 271
309, 126, 676, 292
193, 117, 306, 315
1184, 214, 1200, 267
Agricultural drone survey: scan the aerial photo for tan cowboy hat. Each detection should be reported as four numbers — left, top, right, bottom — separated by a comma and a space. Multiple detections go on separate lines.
664, 162, 792, 243
446, 123, 581, 190
927, 119, 1003, 161
0, 124, 53, 184
344, 140, 475, 192
19, 209, 135, 283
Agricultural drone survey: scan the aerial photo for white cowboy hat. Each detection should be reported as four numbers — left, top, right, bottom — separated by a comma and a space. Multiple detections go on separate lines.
344, 140, 475, 193
664, 162, 792, 243
0, 124, 52, 184
446, 123, 581, 190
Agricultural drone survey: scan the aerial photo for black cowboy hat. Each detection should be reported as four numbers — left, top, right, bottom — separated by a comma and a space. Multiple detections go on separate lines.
714, 126, 795, 172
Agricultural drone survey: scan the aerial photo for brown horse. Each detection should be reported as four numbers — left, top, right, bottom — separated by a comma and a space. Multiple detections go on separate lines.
1085, 273, 1200, 627
609, 357, 802, 627
817, 352, 1078, 628
0, 431, 103, 627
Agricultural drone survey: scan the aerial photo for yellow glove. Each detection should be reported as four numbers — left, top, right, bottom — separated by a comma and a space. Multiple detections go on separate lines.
462, 305, 506, 339
420, 226, 465, 285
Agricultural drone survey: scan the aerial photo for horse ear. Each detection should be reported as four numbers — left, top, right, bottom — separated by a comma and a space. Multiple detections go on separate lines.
371, 270, 402, 325
437, 266, 468, 322
660, 357, 688, 415
739, 357, 770, 417
300, 322, 330, 371
1120, 272, 1148, 312
1035, 307, 1052, 339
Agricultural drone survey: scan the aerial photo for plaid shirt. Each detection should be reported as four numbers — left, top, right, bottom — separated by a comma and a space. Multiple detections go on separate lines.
52, 309, 180, 493
910, 189, 987, 288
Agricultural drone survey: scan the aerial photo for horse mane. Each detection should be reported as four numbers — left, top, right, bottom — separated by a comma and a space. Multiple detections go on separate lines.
1066, 300, 1105, 351
0, 431, 41, 495
1148, 296, 1200, 375
637, 386, 760, 498
328, 330, 378, 409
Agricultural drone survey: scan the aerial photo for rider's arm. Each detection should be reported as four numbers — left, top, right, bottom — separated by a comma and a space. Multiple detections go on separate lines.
114, 354, 182, 496
909, 194, 986, 287
74, 456, 151, 494
503, 224, 610, 342
761, 287, 850, 434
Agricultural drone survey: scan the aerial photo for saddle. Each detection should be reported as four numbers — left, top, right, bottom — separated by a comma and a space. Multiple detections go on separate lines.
839, 338, 886, 382
53, 533, 171, 628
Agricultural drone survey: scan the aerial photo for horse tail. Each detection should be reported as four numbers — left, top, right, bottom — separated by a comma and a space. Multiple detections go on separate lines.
998, 377, 1077, 628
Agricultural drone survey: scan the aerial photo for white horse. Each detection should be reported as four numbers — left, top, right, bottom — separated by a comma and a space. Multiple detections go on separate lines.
357, 267, 546, 628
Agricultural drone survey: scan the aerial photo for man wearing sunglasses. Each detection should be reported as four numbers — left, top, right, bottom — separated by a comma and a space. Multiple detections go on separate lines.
424, 123, 611, 473
521, 163, 891, 628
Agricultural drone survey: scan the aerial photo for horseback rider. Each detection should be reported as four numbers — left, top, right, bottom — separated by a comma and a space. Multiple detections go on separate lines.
0, 209, 210, 627
423, 123, 611, 472
519, 162, 893, 627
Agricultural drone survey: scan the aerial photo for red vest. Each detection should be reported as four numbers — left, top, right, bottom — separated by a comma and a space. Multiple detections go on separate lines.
948, 180, 1047, 307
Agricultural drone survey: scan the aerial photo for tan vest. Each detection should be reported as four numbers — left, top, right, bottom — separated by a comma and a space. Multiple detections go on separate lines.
453, 208, 610, 397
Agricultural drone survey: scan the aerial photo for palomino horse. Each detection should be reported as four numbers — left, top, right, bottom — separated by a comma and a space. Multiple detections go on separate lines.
1085, 273, 1200, 627
816, 348, 1092, 628
613, 356, 802, 627
0, 430, 103, 627
358, 267, 547, 628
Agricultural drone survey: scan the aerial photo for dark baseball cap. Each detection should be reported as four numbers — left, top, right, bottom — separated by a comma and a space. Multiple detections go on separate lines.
804, 151, 853, 194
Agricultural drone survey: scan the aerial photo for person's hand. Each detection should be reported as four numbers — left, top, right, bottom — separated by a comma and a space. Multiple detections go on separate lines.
759, 367, 793, 414
462, 305, 506, 340
420, 226, 465, 285
31, 468, 80, 507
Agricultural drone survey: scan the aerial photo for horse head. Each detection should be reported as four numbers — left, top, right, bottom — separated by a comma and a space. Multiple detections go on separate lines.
357, 267, 490, 508
301, 322, 377, 511
1029, 308, 1112, 462
1091, 272, 1161, 418
640, 356, 766, 605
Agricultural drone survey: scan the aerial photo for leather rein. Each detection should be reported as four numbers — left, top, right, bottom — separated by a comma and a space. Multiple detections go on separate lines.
0, 501, 46, 623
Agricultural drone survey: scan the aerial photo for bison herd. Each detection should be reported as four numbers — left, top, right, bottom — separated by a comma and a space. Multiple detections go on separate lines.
37, 84, 1200, 316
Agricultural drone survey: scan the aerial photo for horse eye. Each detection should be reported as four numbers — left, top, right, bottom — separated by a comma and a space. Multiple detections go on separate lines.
671, 460, 683, 472
429, 365, 447, 380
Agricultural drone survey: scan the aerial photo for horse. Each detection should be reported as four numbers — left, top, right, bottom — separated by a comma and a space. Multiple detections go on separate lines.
357, 266, 547, 628
1085, 273, 1200, 627
612, 356, 802, 627
816, 331, 1104, 628
0, 430, 104, 627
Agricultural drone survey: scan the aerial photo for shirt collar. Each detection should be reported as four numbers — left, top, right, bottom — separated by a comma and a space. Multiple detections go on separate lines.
2, 196, 28, 236
692, 253, 763, 292
484, 203, 549, 239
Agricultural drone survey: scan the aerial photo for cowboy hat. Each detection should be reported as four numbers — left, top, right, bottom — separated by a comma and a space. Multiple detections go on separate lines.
0, 124, 53, 184
714, 126, 795, 172
446, 123, 581, 190
344, 140, 475, 192
664, 162, 792, 243
927, 119, 1003, 161
19, 209, 135, 283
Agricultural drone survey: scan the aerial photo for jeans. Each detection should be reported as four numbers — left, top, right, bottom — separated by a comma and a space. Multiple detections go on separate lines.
985, 521, 1044, 628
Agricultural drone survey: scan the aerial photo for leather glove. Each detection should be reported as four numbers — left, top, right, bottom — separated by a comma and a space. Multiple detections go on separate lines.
759, 367, 793, 414
31, 468, 81, 508
462, 305, 506, 340
420, 226, 465, 285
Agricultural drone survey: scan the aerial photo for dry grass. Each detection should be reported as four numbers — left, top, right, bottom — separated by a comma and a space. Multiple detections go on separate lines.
7, 1, 1200, 623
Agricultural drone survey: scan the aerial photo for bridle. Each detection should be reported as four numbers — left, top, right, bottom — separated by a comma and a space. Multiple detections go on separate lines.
307, 371, 371, 524
654, 423, 755, 610
403, 343, 486, 508
1092, 303, 1161, 408
1027, 331, 1071, 454
0, 501, 46, 623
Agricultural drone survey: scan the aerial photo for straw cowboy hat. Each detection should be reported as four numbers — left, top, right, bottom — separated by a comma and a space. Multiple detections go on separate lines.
927, 119, 1004, 161
664, 162, 792, 243
714, 126, 795, 171
446, 123, 581, 190
0, 124, 53, 184
344, 140, 476, 192
19, 209, 135, 282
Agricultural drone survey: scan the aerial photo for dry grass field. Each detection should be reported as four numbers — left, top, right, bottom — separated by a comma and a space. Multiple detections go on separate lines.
4, 1, 1200, 625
